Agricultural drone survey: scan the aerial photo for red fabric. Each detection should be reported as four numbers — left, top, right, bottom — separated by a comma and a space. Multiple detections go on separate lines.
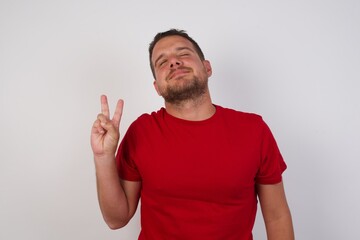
116, 105, 287, 240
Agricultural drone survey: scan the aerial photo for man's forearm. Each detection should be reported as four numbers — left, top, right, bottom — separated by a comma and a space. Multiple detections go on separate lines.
264, 211, 294, 240
95, 156, 130, 229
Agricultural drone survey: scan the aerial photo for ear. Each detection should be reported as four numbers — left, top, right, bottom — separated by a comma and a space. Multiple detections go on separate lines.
203, 60, 212, 77
153, 80, 161, 96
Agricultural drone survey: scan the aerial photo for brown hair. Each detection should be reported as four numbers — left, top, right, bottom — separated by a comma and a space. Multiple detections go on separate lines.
148, 29, 205, 78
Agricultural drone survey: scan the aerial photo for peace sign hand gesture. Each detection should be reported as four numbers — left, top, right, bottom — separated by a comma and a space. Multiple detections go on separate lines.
91, 95, 124, 159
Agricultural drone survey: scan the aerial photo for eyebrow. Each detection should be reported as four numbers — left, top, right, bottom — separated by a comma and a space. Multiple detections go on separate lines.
154, 47, 195, 67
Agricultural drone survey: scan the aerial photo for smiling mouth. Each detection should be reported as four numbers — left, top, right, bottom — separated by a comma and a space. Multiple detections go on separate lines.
168, 68, 191, 80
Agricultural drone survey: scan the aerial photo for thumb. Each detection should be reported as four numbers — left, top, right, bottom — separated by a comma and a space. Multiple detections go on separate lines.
97, 114, 117, 134
100, 119, 117, 133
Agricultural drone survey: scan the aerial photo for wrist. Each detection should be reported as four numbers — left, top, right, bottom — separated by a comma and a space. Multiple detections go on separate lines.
94, 154, 116, 167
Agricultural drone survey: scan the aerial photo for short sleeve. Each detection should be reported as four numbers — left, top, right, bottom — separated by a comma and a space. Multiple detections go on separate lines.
255, 119, 287, 184
116, 123, 142, 181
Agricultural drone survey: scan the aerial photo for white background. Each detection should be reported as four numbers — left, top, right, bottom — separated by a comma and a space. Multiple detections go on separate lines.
1, 0, 359, 239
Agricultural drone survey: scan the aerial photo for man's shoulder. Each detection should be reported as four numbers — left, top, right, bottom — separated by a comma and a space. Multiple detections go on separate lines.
128, 107, 165, 130
216, 105, 263, 123
135, 107, 165, 121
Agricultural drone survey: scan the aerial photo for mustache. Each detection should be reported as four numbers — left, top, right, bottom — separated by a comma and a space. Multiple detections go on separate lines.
167, 67, 192, 80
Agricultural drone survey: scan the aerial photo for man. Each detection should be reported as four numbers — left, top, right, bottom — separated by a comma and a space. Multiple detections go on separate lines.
91, 29, 294, 240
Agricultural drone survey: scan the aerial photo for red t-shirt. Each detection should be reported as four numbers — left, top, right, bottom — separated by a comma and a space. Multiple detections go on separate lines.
116, 105, 287, 240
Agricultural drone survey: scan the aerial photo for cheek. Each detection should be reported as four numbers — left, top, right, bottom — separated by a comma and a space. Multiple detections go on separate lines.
197, 65, 208, 77
155, 68, 166, 79
153, 81, 163, 95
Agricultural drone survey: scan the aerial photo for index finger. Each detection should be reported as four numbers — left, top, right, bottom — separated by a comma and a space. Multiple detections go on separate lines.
100, 95, 110, 118
112, 99, 124, 129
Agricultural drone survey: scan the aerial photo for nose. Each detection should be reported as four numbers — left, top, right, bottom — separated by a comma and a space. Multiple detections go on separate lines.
169, 57, 182, 68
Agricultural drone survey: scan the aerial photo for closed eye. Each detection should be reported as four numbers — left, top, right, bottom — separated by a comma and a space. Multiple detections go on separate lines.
157, 59, 167, 68
178, 51, 191, 57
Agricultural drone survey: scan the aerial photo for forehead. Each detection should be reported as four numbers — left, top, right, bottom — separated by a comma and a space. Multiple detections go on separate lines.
152, 36, 195, 60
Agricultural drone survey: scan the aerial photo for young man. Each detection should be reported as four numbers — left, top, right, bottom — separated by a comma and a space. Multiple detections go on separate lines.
91, 29, 294, 240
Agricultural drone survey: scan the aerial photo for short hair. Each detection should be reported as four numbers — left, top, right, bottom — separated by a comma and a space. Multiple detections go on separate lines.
148, 29, 205, 78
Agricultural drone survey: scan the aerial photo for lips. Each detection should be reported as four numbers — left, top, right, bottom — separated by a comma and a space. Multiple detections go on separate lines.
168, 68, 191, 80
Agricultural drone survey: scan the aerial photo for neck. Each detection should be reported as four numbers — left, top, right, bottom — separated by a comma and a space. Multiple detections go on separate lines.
164, 92, 215, 121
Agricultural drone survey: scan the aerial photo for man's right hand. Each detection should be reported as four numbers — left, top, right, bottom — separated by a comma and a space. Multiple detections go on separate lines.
90, 95, 140, 229
91, 95, 124, 159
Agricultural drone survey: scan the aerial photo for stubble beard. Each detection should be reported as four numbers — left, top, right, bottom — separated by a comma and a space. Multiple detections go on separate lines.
160, 75, 208, 105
